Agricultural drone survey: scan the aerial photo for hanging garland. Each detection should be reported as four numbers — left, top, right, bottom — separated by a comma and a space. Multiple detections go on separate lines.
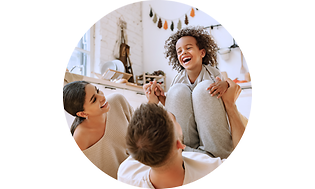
149, 5, 197, 31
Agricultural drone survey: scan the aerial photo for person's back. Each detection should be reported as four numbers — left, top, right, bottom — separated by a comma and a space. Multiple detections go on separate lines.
118, 151, 224, 188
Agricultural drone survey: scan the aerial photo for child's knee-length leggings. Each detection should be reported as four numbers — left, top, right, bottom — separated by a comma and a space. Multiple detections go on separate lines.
165, 80, 233, 159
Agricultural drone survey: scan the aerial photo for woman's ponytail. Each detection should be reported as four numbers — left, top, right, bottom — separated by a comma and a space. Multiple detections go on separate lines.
70, 117, 86, 136
63, 81, 90, 135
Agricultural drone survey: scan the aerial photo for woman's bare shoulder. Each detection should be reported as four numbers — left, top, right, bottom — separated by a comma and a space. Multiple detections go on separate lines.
73, 125, 91, 151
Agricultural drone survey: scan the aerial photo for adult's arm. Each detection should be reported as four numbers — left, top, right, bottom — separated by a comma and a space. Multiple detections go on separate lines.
221, 78, 245, 148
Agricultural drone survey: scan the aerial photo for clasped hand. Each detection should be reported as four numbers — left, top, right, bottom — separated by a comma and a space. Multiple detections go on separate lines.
143, 80, 166, 105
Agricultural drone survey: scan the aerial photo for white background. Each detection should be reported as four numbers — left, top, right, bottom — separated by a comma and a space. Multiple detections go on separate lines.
1, 0, 314, 188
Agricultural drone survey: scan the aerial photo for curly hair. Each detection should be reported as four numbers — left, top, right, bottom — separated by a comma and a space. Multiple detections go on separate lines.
164, 26, 218, 72
126, 103, 175, 167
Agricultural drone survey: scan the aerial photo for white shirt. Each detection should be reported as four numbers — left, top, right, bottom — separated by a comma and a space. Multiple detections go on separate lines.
117, 151, 225, 188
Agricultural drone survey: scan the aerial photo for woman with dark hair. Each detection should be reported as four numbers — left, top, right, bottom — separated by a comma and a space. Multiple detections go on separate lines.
63, 81, 134, 179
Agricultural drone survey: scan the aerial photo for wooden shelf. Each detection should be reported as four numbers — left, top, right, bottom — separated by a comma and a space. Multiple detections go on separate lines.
136, 72, 166, 91
92, 69, 132, 81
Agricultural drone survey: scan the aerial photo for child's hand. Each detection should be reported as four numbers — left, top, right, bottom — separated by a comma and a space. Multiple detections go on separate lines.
154, 82, 165, 97
154, 81, 166, 106
206, 77, 229, 98
143, 80, 166, 105
143, 81, 159, 104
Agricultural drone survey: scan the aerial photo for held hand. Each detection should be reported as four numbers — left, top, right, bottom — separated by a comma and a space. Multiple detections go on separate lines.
143, 82, 152, 94
143, 80, 166, 105
154, 82, 166, 106
154, 82, 165, 97
221, 78, 241, 106
143, 80, 165, 96
206, 77, 229, 98
143, 81, 159, 104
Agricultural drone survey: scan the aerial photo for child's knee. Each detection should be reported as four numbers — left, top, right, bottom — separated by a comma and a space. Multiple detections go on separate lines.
192, 80, 214, 97
167, 83, 191, 98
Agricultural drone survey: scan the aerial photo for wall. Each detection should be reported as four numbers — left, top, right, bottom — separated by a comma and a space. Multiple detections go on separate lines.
142, 1, 249, 91
90, 1, 249, 91
92, 2, 144, 78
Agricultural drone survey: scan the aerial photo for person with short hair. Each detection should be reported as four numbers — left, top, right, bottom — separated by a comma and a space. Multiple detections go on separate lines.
118, 78, 245, 188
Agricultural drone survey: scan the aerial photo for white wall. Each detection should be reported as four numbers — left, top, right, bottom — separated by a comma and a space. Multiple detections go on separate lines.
142, 1, 249, 91
89, 1, 249, 91
92, 2, 144, 78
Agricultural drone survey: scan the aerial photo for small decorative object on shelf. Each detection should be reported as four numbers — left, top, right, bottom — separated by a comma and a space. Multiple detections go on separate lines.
136, 70, 166, 91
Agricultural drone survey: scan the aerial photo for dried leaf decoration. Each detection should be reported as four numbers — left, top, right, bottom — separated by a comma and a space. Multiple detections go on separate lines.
149, 8, 153, 17
185, 14, 189, 25
190, 8, 195, 17
170, 21, 174, 31
157, 18, 163, 29
149, 5, 197, 31
153, 14, 157, 23
163, 20, 168, 30
177, 20, 182, 30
